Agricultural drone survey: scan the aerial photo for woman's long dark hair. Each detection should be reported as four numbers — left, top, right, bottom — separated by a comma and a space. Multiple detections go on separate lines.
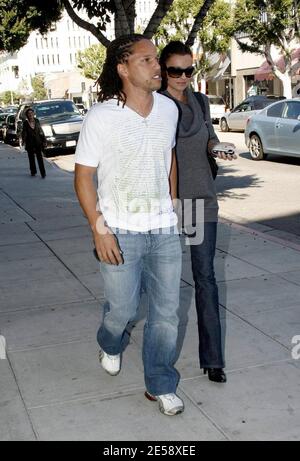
97, 34, 145, 104
159, 41, 193, 91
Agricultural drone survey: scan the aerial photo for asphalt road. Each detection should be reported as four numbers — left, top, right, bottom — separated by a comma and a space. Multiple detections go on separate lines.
214, 126, 300, 237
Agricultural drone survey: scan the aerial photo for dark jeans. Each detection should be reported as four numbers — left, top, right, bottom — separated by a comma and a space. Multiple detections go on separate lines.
190, 221, 224, 369
27, 148, 46, 177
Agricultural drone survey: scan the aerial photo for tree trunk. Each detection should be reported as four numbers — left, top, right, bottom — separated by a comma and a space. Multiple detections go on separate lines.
186, 0, 216, 47
265, 45, 293, 99
143, 0, 175, 38
114, 0, 130, 37
278, 72, 293, 98
200, 78, 206, 93
124, 0, 136, 34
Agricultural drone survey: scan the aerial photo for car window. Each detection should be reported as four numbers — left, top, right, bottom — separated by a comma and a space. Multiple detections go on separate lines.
282, 101, 300, 120
208, 97, 225, 105
239, 103, 252, 112
232, 104, 241, 113
254, 99, 277, 110
267, 102, 285, 118
233, 103, 248, 112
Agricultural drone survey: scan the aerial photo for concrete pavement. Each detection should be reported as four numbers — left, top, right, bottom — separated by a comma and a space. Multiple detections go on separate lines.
0, 142, 300, 441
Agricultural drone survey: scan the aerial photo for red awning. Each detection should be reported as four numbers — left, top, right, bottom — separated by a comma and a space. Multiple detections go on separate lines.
255, 48, 300, 81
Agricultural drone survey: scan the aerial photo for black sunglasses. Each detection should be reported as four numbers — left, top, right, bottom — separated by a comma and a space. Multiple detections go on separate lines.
166, 66, 195, 78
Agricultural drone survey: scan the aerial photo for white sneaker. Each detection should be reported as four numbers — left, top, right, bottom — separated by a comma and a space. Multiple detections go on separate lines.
99, 348, 121, 376
145, 391, 184, 416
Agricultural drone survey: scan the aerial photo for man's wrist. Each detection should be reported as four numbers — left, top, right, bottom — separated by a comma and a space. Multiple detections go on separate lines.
92, 213, 111, 236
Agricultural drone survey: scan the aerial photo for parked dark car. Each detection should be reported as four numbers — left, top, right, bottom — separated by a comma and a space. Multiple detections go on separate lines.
2, 114, 18, 145
220, 95, 286, 132
16, 99, 83, 155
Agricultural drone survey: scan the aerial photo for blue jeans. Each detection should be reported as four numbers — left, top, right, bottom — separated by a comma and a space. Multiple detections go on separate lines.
190, 222, 224, 369
97, 228, 182, 396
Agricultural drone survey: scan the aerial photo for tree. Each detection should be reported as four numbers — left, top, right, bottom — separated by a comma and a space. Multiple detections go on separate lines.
77, 44, 107, 80
0, 0, 217, 52
0, 90, 22, 105
156, 0, 232, 79
31, 74, 47, 100
233, 0, 300, 98
0, 1, 62, 52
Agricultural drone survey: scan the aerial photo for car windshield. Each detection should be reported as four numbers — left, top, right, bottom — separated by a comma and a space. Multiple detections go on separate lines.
209, 97, 225, 105
5, 107, 17, 113
33, 101, 81, 118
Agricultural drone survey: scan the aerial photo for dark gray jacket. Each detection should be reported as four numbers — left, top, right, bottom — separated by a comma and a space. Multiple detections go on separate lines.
161, 89, 219, 222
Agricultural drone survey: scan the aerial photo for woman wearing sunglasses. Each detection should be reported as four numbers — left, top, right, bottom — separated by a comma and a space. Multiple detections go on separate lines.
159, 41, 236, 384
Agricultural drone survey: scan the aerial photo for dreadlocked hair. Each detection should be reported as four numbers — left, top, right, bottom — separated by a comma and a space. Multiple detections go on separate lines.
97, 34, 145, 105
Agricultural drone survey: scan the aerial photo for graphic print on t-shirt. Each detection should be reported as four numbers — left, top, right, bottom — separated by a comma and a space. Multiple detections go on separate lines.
112, 115, 171, 215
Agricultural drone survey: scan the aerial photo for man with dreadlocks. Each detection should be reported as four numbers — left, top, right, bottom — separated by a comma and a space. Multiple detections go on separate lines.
74, 34, 184, 416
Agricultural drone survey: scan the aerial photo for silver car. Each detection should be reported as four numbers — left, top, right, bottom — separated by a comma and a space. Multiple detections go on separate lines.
245, 98, 300, 160
220, 96, 285, 132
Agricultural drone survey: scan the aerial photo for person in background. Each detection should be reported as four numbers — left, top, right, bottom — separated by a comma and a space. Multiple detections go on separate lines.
21, 108, 47, 178
160, 41, 237, 384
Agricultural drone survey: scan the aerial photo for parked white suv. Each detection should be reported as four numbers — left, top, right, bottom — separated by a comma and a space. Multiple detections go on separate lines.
207, 95, 226, 123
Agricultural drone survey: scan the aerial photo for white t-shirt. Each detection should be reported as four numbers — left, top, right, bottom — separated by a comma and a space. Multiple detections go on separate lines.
75, 92, 178, 231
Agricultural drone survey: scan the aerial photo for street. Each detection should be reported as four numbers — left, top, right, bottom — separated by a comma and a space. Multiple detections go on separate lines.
215, 127, 300, 237
42, 126, 300, 238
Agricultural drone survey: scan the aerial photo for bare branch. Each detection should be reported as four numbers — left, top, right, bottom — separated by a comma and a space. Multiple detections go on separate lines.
62, 0, 110, 47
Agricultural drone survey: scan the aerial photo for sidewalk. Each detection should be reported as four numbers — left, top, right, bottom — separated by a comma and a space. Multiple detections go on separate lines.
0, 142, 300, 441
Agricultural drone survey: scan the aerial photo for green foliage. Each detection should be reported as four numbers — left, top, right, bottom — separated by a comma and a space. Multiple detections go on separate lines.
31, 74, 47, 100
0, 90, 22, 105
72, 0, 115, 31
0, 1, 62, 52
233, 0, 300, 54
156, 0, 199, 45
156, 0, 232, 51
156, 0, 232, 76
76, 44, 107, 80
0, 1, 216, 52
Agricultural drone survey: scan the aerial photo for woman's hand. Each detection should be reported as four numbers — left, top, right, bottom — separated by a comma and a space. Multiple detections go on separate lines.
216, 151, 238, 161
209, 141, 237, 161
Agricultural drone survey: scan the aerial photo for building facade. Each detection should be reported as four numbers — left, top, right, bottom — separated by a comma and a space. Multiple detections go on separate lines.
0, 1, 157, 106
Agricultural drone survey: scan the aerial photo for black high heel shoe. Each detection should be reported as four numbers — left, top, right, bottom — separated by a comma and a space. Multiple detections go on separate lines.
204, 368, 227, 383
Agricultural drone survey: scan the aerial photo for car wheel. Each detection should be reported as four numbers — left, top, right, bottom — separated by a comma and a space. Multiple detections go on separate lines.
220, 118, 229, 132
249, 134, 265, 160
